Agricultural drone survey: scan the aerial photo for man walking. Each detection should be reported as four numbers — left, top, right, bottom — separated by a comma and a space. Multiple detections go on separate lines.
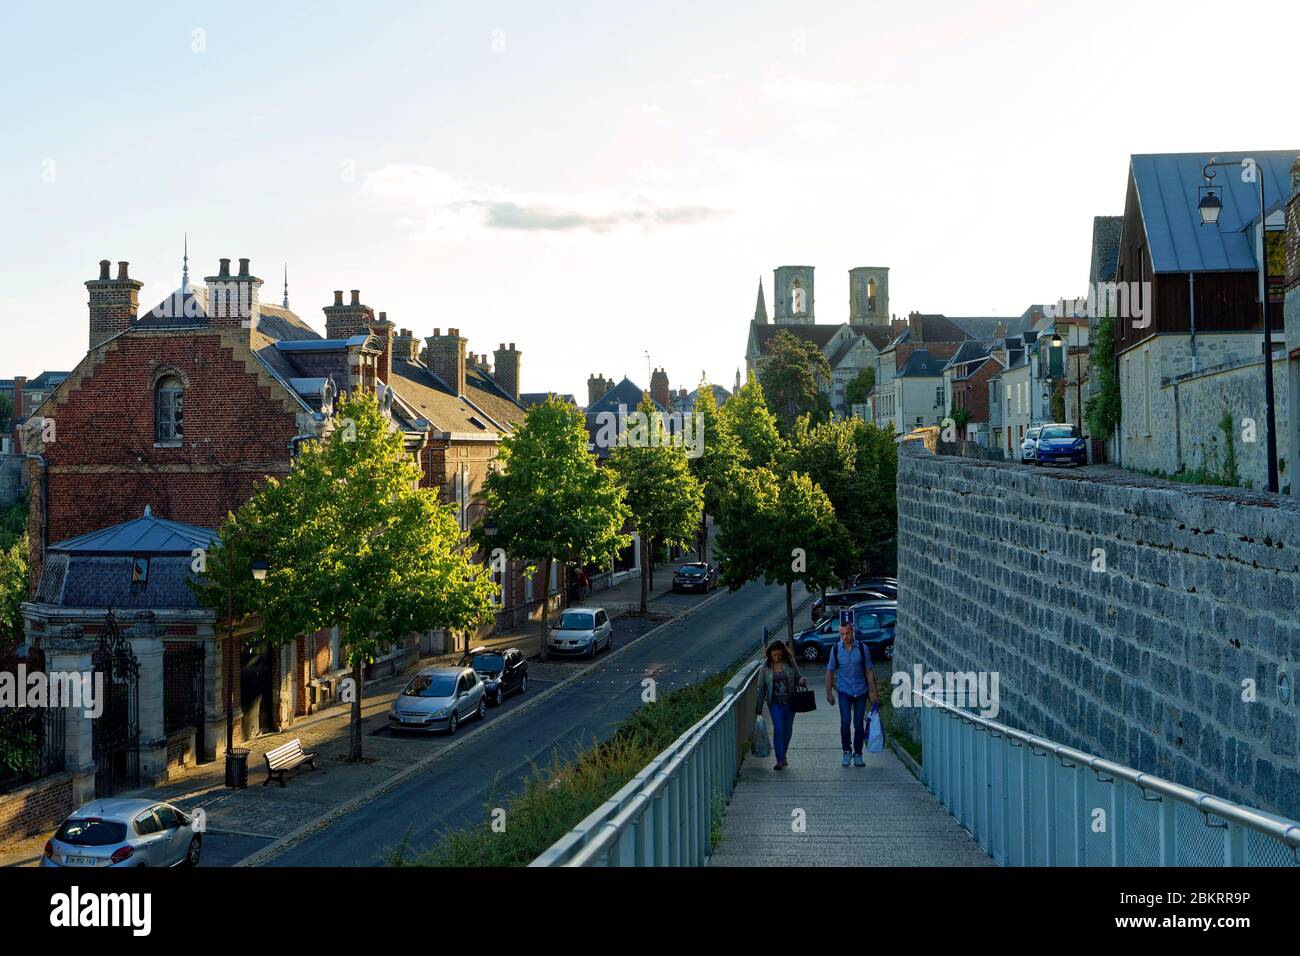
825, 608, 879, 767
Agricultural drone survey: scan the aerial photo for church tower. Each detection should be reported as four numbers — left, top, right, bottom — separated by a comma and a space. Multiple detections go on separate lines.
848, 266, 889, 326
773, 266, 815, 324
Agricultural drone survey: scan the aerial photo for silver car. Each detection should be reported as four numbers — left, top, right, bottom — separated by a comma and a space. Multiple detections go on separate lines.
547, 607, 613, 658
42, 798, 201, 868
1021, 426, 1042, 464
388, 666, 486, 735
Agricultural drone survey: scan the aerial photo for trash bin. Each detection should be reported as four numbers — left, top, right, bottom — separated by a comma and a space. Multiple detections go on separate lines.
225, 749, 250, 789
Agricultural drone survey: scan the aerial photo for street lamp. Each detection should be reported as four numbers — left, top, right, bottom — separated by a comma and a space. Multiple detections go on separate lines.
225, 550, 268, 788
1197, 159, 1279, 493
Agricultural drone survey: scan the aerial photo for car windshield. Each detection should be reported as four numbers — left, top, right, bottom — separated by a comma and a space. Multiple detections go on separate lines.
1040, 426, 1080, 440
56, 818, 128, 846
403, 673, 458, 698
678, 565, 706, 576
470, 653, 504, 673
1027, 429, 1040, 440
555, 612, 595, 630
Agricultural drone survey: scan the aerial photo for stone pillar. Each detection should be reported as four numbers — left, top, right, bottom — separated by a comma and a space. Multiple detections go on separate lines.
127, 613, 167, 785
43, 627, 98, 807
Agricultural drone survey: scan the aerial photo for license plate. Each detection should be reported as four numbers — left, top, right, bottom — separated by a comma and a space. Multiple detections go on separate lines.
66, 855, 98, 866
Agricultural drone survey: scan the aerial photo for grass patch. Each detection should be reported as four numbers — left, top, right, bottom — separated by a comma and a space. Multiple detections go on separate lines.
393, 661, 745, 867
878, 688, 922, 764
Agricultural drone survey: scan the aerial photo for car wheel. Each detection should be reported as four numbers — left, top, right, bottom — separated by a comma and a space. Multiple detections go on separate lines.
802, 644, 820, 663
447, 711, 459, 736
184, 834, 201, 867
520, 675, 528, 694
477, 699, 487, 721
496, 688, 505, 706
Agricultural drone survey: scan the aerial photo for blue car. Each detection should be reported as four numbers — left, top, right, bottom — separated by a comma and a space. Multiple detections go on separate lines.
1034, 423, 1086, 467
792, 600, 897, 663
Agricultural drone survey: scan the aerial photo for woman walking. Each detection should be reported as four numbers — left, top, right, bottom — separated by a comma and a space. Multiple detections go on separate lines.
756, 640, 806, 770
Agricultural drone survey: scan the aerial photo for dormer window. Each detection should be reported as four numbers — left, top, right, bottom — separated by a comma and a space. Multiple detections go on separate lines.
156, 375, 184, 443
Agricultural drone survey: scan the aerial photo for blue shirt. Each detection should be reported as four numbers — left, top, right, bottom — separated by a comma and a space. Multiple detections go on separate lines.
827, 639, 873, 697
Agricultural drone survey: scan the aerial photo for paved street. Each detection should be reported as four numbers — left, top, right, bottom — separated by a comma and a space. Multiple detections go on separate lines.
262, 578, 804, 866
709, 664, 994, 867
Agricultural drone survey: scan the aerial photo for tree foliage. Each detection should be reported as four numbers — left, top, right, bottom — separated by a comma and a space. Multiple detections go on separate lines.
845, 367, 875, 409
721, 378, 783, 470
757, 330, 833, 432
687, 383, 743, 557
476, 396, 631, 655
1085, 313, 1121, 440
609, 396, 704, 613
0, 533, 28, 654
191, 391, 497, 760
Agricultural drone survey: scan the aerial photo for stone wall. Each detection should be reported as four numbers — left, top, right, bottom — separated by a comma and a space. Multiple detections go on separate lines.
0, 772, 73, 847
894, 441, 1300, 819
0, 455, 21, 508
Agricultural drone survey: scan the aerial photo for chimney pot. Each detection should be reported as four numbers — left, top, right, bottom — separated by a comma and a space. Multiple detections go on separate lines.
378, 311, 387, 322
219, 258, 231, 277
333, 290, 344, 306
98, 260, 111, 280
509, 342, 515, 350
350, 290, 360, 306
500, 342, 506, 351
117, 261, 129, 280
433, 327, 441, 337
239, 257, 250, 276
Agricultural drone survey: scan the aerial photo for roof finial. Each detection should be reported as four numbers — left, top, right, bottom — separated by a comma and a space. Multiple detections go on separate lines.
181, 234, 189, 289
282, 263, 289, 309
144, 504, 152, 518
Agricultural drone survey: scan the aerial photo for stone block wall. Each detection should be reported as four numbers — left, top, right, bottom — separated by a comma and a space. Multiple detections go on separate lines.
894, 441, 1300, 819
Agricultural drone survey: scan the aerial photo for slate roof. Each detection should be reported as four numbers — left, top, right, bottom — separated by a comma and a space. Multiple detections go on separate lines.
942, 340, 992, 371
586, 377, 666, 415
48, 506, 219, 555
35, 552, 209, 610
521, 392, 577, 407
897, 349, 951, 378
1129, 150, 1299, 273
853, 325, 897, 350
751, 324, 842, 351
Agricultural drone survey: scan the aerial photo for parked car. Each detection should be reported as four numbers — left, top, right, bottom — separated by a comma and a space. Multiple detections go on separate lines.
42, 799, 201, 868
793, 600, 897, 663
388, 666, 486, 735
847, 574, 898, 598
1021, 426, 1042, 464
672, 561, 718, 593
1033, 423, 1087, 467
812, 588, 891, 624
460, 646, 528, 706
547, 607, 613, 658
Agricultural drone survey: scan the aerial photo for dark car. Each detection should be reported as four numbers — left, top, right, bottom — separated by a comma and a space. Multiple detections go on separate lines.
672, 562, 718, 593
1033, 423, 1087, 467
793, 600, 897, 663
460, 646, 529, 706
812, 589, 891, 624
847, 575, 898, 598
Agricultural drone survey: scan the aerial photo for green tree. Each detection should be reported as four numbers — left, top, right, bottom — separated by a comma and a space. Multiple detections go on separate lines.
845, 367, 875, 410
0, 534, 28, 654
716, 468, 854, 640
192, 391, 497, 761
756, 330, 833, 432
721, 378, 783, 469
476, 396, 630, 659
610, 396, 704, 613
1085, 313, 1121, 440
0, 394, 12, 434
687, 383, 742, 560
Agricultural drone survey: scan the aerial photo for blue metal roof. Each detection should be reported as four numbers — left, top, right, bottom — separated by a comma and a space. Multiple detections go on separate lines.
1131, 150, 1297, 273
49, 506, 218, 555
276, 334, 371, 352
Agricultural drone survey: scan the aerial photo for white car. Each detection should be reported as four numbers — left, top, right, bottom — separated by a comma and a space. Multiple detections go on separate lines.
388, 666, 487, 734
43, 798, 201, 868
1021, 426, 1042, 464
547, 607, 613, 658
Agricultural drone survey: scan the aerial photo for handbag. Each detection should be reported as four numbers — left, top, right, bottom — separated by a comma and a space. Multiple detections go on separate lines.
792, 687, 817, 713
866, 702, 885, 753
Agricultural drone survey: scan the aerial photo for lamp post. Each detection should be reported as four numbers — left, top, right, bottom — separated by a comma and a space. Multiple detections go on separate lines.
1051, 327, 1083, 430
1197, 159, 1279, 493
224, 550, 268, 788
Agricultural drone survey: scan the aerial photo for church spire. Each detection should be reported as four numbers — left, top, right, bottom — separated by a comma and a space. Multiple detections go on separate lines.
181, 233, 189, 290
282, 264, 289, 309
753, 277, 768, 324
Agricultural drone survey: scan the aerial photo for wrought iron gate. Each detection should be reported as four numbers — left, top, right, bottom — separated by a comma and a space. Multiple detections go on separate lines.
163, 641, 205, 736
92, 611, 140, 797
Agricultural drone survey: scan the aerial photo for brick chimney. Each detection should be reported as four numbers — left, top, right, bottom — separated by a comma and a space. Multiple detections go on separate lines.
493, 342, 521, 402
907, 311, 924, 344
324, 289, 375, 339
394, 328, 420, 363
993, 321, 1007, 342
587, 373, 610, 407
87, 259, 144, 349
205, 257, 263, 334
426, 327, 467, 395
369, 311, 395, 385
650, 367, 670, 408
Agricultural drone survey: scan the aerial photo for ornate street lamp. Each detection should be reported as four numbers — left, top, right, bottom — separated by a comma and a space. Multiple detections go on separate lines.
225, 551, 269, 788
1197, 159, 1279, 493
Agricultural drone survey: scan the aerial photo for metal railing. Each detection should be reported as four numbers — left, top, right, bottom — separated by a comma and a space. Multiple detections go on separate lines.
531, 659, 762, 867
916, 690, 1300, 866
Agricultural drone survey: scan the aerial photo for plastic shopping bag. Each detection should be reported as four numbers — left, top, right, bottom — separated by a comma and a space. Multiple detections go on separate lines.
752, 714, 772, 758
866, 703, 885, 754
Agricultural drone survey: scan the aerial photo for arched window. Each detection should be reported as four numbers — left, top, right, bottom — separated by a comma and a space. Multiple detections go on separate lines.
156, 374, 184, 442
791, 279, 806, 315
867, 279, 878, 313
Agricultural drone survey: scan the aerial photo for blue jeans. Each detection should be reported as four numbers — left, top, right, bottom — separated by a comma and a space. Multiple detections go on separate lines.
838, 692, 867, 755
770, 702, 795, 763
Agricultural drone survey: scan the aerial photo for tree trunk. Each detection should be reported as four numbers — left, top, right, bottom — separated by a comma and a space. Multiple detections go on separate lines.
785, 581, 794, 642
348, 655, 363, 762
639, 536, 649, 614
538, 555, 551, 661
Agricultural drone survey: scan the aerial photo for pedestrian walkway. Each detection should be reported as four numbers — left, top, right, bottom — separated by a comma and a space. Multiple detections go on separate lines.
709, 669, 994, 867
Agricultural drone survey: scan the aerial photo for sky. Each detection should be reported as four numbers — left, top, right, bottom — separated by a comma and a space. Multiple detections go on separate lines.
2, 0, 1297, 400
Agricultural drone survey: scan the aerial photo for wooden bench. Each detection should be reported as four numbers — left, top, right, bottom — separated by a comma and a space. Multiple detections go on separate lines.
262, 738, 319, 787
